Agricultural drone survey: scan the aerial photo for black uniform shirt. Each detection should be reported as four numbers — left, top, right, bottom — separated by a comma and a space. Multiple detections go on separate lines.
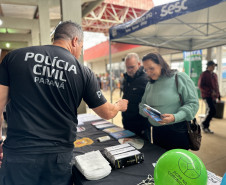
0, 45, 106, 154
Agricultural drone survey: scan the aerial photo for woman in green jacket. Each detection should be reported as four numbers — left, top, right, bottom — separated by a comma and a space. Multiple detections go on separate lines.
139, 52, 199, 150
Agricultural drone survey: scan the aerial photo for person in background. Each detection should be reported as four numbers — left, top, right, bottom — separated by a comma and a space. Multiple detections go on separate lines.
96, 74, 101, 89
109, 74, 116, 93
198, 61, 220, 134
106, 72, 111, 91
139, 52, 199, 150
122, 53, 150, 141
102, 73, 108, 91
100, 74, 105, 90
0, 21, 128, 185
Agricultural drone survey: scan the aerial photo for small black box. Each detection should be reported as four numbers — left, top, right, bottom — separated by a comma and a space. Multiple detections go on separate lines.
214, 101, 225, 119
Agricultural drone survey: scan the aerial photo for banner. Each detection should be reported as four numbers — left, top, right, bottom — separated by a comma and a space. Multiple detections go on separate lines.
222, 63, 226, 79
183, 50, 202, 98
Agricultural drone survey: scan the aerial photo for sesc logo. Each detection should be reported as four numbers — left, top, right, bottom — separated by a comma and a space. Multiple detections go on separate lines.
160, 0, 188, 17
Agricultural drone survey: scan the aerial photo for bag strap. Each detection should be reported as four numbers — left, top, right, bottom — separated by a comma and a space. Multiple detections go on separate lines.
175, 74, 192, 132
175, 74, 183, 105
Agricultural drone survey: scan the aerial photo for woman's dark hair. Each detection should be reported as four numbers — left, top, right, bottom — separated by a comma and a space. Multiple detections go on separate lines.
142, 52, 175, 77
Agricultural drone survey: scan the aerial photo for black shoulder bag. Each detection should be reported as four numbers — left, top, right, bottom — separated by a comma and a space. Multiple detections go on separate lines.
175, 74, 202, 151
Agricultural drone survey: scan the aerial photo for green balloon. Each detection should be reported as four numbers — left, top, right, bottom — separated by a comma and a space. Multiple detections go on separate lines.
154, 149, 208, 185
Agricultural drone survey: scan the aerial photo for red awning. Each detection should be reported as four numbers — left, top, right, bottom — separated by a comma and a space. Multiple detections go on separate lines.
84, 41, 140, 61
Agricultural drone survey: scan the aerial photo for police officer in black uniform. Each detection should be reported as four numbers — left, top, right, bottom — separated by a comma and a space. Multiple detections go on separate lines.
0, 21, 128, 185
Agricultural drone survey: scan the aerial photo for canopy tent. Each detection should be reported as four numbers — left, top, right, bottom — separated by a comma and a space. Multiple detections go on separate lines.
107, 0, 226, 101
109, 0, 226, 51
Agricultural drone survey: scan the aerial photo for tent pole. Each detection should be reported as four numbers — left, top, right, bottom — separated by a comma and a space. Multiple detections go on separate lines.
216, 46, 222, 95
109, 40, 112, 103
189, 51, 191, 77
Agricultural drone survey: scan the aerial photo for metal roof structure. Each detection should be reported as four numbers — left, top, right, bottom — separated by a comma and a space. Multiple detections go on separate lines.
0, 0, 153, 50
0, 0, 104, 50
83, 0, 152, 34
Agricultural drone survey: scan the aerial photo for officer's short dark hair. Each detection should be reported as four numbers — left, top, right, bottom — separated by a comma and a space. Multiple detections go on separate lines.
53, 21, 83, 42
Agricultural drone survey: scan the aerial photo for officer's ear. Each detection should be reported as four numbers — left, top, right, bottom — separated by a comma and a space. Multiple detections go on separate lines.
71, 37, 79, 47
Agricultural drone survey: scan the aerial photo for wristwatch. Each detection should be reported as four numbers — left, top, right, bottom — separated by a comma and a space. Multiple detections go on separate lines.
0, 139, 3, 145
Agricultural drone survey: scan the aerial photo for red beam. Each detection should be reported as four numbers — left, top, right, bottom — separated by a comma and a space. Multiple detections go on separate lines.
104, 0, 153, 10
84, 41, 140, 61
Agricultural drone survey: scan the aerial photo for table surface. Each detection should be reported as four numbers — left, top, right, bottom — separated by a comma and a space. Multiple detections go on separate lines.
72, 120, 166, 185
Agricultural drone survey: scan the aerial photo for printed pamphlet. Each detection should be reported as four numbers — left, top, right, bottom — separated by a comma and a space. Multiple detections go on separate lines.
103, 127, 124, 133
143, 104, 163, 122
109, 130, 135, 140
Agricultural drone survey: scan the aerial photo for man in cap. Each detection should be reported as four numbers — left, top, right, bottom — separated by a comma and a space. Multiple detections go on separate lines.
198, 61, 220, 134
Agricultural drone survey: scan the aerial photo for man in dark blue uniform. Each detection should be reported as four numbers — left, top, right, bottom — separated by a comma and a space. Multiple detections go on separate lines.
0, 21, 128, 185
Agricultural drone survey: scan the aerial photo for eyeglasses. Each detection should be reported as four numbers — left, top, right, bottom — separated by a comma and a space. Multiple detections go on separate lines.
143, 68, 154, 73
126, 66, 135, 70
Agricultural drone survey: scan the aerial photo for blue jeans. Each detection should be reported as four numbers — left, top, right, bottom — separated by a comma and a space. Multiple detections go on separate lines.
0, 151, 73, 185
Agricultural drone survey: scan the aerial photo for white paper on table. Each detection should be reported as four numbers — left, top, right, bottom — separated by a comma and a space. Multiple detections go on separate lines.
207, 170, 222, 185
77, 114, 101, 126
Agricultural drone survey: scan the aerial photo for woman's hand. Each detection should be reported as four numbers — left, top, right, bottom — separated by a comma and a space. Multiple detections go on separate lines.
158, 114, 175, 125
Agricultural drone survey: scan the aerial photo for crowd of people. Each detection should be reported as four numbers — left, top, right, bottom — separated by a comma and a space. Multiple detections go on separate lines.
0, 20, 222, 185
96, 73, 122, 92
